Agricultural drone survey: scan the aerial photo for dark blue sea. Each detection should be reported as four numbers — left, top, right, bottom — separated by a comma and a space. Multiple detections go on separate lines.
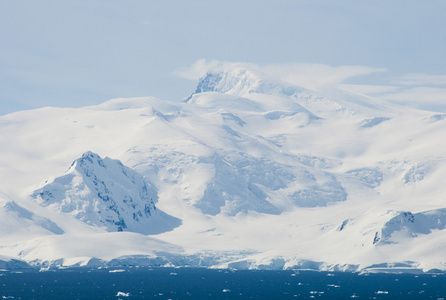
1, 267, 445, 299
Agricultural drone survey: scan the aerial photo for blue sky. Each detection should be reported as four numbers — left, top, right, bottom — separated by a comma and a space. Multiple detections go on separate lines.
1, 0, 446, 115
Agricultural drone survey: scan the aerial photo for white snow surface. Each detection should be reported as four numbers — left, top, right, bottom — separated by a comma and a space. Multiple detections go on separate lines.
1, 67, 446, 272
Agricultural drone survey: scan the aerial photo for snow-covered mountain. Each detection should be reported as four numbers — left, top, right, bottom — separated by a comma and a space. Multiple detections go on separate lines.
32, 151, 180, 234
1, 66, 446, 272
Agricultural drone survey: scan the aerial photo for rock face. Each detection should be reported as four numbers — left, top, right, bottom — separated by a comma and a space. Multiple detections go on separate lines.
33, 152, 180, 234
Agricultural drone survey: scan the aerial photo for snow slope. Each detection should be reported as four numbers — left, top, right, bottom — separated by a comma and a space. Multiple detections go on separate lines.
0, 192, 64, 241
1, 66, 446, 271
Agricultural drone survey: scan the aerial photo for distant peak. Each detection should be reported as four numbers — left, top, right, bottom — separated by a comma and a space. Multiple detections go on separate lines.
195, 69, 260, 95
186, 68, 306, 100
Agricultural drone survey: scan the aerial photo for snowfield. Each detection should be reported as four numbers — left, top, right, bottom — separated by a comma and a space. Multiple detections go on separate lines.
1, 66, 446, 272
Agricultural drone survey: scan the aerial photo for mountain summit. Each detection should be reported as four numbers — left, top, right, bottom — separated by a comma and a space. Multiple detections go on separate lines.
189, 68, 307, 99
32, 152, 180, 234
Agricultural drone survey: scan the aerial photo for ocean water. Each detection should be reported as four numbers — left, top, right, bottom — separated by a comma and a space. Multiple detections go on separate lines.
0, 267, 445, 299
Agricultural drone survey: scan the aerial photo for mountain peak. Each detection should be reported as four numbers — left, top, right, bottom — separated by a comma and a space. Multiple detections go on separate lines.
195, 69, 260, 95
69, 151, 118, 175
188, 68, 306, 99
33, 152, 180, 234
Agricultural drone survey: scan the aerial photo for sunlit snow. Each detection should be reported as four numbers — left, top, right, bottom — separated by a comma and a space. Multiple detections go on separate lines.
1, 66, 446, 272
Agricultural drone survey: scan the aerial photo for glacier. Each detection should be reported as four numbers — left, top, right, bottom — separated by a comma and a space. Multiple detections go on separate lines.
1, 66, 446, 272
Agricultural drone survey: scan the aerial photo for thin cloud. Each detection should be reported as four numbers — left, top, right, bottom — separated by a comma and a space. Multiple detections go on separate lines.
174, 59, 222, 80
174, 59, 386, 90
175, 60, 446, 113
380, 87, 446, 107
262, 63, 386, 90
392, 73, 446, 86
341, 85, 446, 112
338, 84, 401, 95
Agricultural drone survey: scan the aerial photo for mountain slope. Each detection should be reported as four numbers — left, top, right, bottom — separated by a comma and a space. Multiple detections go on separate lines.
1, 66, 446, 271
0, 192, 64, 241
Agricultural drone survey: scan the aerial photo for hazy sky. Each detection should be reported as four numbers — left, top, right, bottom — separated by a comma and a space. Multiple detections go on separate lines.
1, 0, 446, 115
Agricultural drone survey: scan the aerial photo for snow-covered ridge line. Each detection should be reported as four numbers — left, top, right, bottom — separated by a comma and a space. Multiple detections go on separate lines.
189, 68, 309, 98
